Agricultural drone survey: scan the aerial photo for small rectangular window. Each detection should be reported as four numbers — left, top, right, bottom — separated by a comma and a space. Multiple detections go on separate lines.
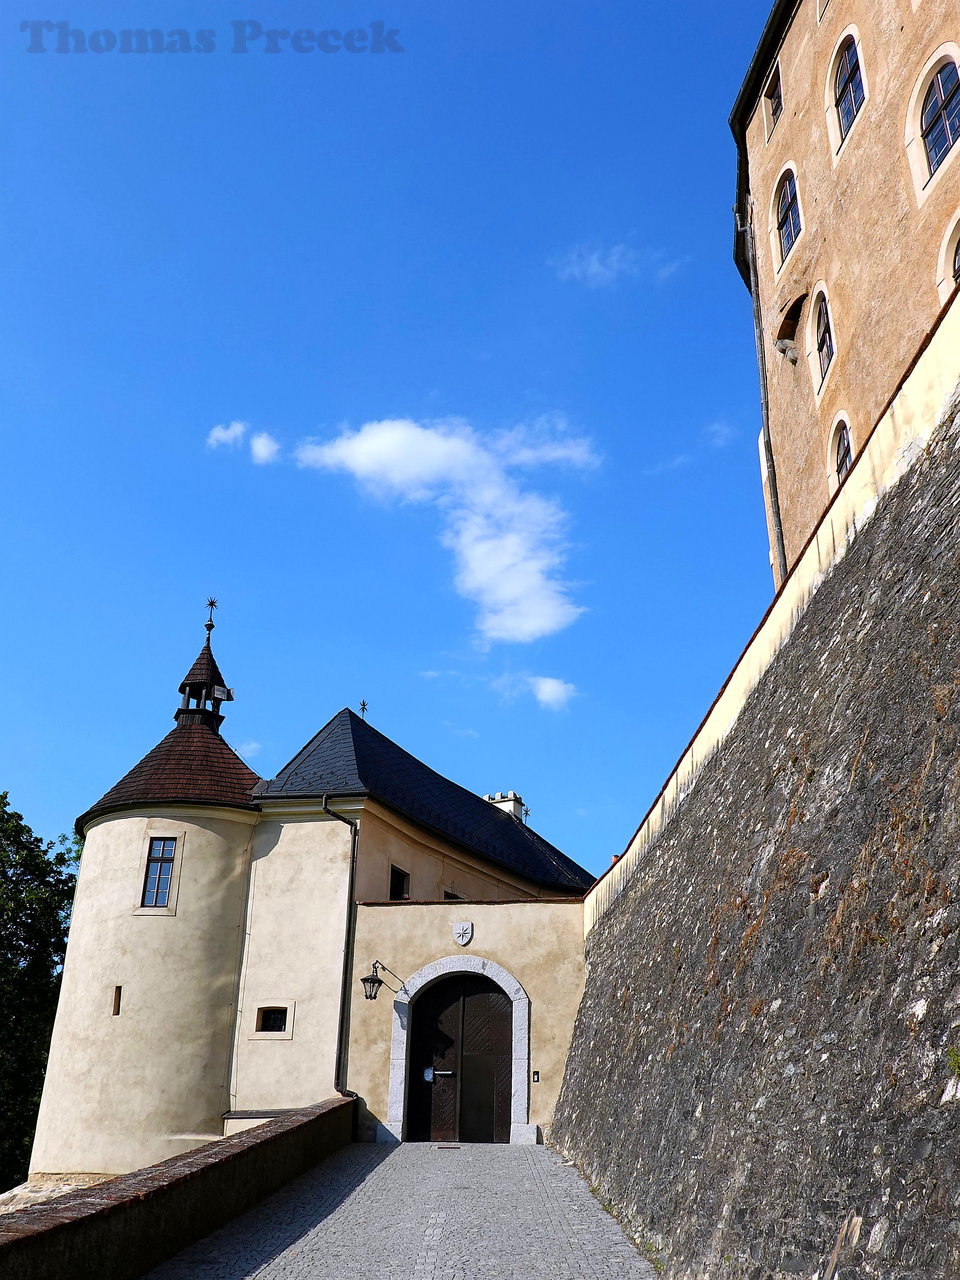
766, 67, 783, 132
257, 1007, 287, 1033
141, 837, 176, 908
389, 865, 411, 900
112, 986, 122, 1016
443, 890, 463, 901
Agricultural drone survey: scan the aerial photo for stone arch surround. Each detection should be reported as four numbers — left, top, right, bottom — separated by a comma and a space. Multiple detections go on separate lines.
382, 954, 536, 1144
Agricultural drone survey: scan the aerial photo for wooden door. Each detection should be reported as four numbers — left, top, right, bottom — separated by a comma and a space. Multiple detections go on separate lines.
406, 975, 512, 1143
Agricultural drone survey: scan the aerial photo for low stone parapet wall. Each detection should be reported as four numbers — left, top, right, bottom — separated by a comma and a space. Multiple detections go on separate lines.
0, 1097, 354, 1280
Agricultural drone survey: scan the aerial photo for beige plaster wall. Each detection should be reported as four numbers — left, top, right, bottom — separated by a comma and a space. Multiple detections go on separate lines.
354, 801, 542, 903
228, 811, 353, 1113
743, 0, 960, 571
345, 900, 585, 1141
30, 807, 256, 1176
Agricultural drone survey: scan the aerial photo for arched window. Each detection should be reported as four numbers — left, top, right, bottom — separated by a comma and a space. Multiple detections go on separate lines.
816, 296, 834, 381
835, 422, 852, 483
776, 172, 802, 262
922, 61, 960, 175
954, 235, 960, 284
835, 38, 865, 139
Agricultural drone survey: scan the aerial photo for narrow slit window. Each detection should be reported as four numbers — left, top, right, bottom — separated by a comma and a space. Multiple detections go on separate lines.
141, 837, 176, 908
835, 423, 852, 483
112, 986, 122, 1016
922, 61, 960, 176
816, 297, 835, 381
389, 865, 411, 900
835, 39, 865, 140
766, 68, 783, 131
776, 172, 802, 262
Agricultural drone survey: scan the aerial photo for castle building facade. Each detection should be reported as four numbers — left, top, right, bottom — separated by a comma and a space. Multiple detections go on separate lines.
731, 0, 960, 584
30, 619, 593, 1177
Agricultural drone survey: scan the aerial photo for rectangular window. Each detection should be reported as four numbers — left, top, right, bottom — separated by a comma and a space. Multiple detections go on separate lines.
256, 1007, 288, 1033
112, 986, 122, 1016
766, 67, 783, 132
443, 890, 463, 901
141, 837, 176, 908
389, 865, 411, 900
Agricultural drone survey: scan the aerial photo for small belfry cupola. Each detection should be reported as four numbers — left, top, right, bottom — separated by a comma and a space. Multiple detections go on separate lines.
175, 598, 234, 732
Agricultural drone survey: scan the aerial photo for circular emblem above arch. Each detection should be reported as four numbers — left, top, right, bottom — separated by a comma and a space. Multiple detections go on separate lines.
382, 954, 535, 1145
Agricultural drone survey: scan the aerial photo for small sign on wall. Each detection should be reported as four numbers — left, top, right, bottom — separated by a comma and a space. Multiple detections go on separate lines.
452, 921, 473, 946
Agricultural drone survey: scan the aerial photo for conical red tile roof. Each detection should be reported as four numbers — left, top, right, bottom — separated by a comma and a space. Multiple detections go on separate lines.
77, 724, 260, 833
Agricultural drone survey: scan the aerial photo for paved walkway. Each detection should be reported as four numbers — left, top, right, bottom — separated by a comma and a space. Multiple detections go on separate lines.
143, 1143, 656, 1280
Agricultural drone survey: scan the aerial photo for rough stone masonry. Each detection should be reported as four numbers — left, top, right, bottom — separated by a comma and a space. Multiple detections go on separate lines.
553, 383, 960, 1280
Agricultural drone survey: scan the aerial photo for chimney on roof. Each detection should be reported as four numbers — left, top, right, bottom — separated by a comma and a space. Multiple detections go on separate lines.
483, 791, 524, 821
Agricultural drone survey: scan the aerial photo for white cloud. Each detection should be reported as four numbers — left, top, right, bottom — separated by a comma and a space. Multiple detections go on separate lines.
704, 421, 736, 449
237, 741, 261, 758
528, 675, 577, 711
296, 417, 594, 644
250, 431, 281, 465
551, 243, 642, 288
207, 420, 247, 449
551, 244, 688, 290
653, 254, 690, 283
642, 453, 692, 478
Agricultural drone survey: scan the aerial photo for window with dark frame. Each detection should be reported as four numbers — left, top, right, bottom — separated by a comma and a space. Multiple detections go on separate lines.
766, 67, 783, 131
389, 865, 411, 900
256, 1007, 288, 1034
835, 423, 853, 483
776, 172, 802, 262
835, 38, 865, 140
953, 235, 960, 284
141, 837, 176, 908
816, 296, 834, 382
922, 61, 960, 176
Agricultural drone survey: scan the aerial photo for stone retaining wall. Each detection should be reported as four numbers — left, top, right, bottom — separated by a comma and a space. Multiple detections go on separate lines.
0, 1097, 353, 1280
553, 390, 960, 1279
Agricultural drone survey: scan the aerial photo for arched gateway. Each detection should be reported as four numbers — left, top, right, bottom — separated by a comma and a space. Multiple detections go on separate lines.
383, 956, 535, 1144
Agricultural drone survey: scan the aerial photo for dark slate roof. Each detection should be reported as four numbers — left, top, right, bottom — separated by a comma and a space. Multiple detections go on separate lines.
78, 724, 261, 833
255, 709, 594, 893
179, 637, 227, 694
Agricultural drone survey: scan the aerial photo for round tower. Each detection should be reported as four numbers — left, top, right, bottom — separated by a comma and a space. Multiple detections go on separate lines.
30, 608, 261, 1177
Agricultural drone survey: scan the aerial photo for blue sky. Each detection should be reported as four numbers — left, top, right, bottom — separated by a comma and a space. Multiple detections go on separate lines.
2, 0, 776, 874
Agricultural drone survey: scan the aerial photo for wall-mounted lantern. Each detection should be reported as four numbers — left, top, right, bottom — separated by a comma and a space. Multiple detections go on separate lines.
359, 960, 404, 1001
361, 961, 384, 1001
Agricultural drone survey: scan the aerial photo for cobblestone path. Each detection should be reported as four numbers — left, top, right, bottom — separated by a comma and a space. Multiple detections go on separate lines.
143, 1143, 656, 1279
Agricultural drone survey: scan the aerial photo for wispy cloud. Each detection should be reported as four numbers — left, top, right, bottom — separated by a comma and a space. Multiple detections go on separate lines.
550, 243, 689, 290
528, 675, 577, 711
490, 670, 578, 711
704, 420, 736, 449
444, 721, 480, 739
641, 420, 740, 480
641, 453, 692, 478
296, 417, 596, 644
207, 420, 247, 449
250, 431, 281, 465
551, 243, 643, 288
237, 740, 261, 758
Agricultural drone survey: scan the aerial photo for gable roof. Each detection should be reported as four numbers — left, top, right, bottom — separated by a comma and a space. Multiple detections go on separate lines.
77, 724, 261, 833
255, 709, 594, 893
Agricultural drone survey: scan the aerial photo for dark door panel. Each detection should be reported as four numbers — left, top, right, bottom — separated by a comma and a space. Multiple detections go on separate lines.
405, 974, 512, 1143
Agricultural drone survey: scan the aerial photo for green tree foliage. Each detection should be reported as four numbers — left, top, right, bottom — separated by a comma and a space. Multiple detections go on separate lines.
0, 793, 77, 1191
